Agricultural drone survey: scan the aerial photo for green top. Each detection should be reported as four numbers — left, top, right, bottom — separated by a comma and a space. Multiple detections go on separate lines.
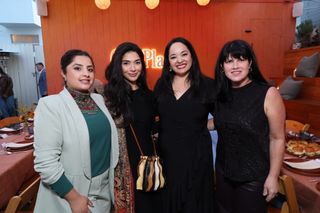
84, 108, 111, 176
50, 108, 111, 197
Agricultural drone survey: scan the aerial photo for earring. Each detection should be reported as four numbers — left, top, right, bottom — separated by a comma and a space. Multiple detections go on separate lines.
169, 67, 173, 72
249, 67, 253, 72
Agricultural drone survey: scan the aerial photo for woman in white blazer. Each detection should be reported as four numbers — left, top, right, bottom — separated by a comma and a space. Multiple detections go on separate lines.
33, 49, 119, 213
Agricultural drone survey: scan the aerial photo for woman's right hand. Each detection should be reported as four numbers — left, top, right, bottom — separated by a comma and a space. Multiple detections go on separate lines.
65, 188, 93, 213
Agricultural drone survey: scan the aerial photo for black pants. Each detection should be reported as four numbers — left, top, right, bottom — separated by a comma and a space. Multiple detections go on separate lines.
215, 167, 267, 213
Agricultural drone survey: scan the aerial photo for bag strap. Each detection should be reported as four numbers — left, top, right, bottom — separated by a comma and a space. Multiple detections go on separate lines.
151, 134, 158, 156
129, 124, 157, 156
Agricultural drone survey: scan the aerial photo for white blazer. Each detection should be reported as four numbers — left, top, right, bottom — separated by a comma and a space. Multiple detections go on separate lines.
33, 88, 119, 213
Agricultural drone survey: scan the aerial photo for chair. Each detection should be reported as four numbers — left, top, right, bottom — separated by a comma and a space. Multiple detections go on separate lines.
285, 120, 310, 133
278, 175, 301, 213
0, 116, 21, 128
4, 176, 40, 213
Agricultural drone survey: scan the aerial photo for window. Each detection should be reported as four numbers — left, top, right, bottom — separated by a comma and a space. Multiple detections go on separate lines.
11, 34, 39, 44
295, 0, 320, 48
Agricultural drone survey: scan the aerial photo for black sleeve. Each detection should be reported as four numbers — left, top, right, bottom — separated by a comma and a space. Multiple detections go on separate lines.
204, 77, 217, 116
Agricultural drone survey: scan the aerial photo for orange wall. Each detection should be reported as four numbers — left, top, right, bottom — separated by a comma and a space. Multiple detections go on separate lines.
41, 0, 296, 94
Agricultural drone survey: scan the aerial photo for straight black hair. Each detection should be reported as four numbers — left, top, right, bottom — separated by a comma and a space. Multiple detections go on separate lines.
214, 39, 267, 102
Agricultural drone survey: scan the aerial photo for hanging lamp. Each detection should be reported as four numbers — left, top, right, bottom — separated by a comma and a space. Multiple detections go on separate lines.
145, 0, 160, 10
95, 0, 111, 10
197, 0, 210, 6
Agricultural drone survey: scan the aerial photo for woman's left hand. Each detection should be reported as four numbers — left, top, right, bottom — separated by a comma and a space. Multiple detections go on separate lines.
263, 175, 279, 202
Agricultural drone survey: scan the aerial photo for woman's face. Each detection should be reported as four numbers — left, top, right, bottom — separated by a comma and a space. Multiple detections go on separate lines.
223, 55, 251, 88
61, 55, 95, 92
168, 42, 192, 77
121, 51, 142, 89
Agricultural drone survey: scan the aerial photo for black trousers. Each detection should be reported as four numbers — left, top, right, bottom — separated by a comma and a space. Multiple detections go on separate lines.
215, 166, 267, 213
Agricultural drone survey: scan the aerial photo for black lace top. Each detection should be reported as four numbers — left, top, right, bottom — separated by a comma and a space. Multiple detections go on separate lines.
215, 81, 271, 182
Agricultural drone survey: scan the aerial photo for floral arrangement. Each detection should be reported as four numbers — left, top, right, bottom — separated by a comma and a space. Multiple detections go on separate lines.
17, 104, 35, 125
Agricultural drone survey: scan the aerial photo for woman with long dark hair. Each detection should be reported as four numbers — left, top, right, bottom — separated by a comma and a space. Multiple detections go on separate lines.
154, 37, 216, 213
104, 42, 161, 213
213, 39, 285, 213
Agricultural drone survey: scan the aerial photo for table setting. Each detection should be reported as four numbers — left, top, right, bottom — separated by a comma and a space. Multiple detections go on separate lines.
0, 123, 24, 134
0, 116, 36, 209
0, 119, 34, 156
281, 130, 320, 213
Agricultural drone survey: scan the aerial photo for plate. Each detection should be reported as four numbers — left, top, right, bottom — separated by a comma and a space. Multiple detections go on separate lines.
284, 159, 320, 170
3, 142, 34, 150
16, 140, 34, 144
283, 158, 320, 176
0, 127, 19, 132
24, 134, 34, 140
285, 150, 320, 159
0, 124, 23, 133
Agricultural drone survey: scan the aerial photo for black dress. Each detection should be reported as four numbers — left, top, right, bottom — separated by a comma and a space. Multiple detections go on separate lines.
125, 89, 161, 213
154, 77, 216, 213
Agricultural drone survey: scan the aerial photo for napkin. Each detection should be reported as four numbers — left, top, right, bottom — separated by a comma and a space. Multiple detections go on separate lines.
0, 133, 8, 139
284, 159, 320, 170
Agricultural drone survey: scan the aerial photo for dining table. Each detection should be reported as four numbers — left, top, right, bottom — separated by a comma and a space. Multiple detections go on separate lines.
282, 153, 320, 213
0, 131, 36, 210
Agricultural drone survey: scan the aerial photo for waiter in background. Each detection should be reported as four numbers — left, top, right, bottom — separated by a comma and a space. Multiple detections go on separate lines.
36, 62, 48, 97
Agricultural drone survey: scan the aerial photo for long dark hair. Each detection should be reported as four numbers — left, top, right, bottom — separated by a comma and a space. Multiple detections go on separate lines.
214, 39, 267, 102
104, 42, 149, 125
154, 37, 205, 99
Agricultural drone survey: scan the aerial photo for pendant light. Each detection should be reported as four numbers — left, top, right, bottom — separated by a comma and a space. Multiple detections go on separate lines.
197, 0, 210, 6
95, 0, 111, 10
145, 0, 160, 10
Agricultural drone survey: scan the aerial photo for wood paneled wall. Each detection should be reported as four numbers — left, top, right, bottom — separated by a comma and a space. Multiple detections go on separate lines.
41, 0, 296, 93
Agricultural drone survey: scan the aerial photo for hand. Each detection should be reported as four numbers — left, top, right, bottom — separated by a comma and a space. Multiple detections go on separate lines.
69, 195, 93, 213
263, 175, 279, 202
65, 189, 93, 213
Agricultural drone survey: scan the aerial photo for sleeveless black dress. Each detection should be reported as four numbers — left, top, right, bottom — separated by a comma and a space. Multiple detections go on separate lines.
215, 81, 271, 182
155, 77, 216, 213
